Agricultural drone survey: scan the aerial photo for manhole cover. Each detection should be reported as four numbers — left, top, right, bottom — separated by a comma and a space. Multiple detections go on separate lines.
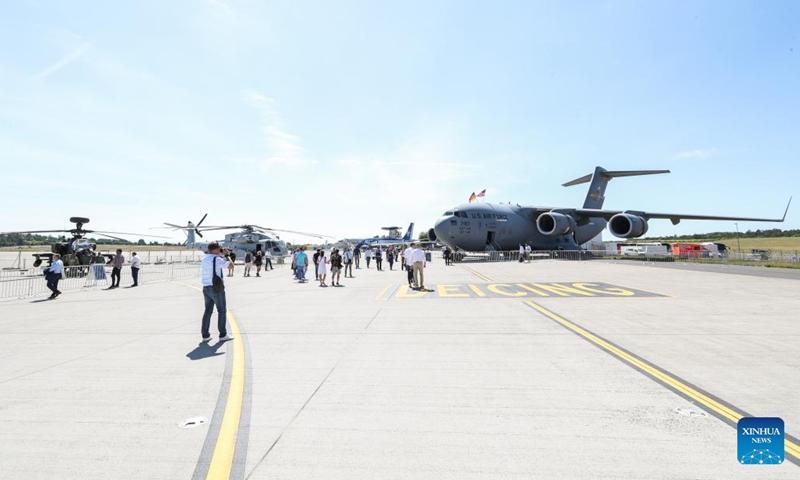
180, 417, 208, 429
675, 407, 708, 418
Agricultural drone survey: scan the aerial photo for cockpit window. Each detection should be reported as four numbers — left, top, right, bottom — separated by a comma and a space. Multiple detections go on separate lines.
444, 211, 453, 216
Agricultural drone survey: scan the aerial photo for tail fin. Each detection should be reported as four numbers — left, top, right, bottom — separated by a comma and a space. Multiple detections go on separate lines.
402, 223, 414, 242
186, 222, 196, 247
563, 167, 670, 209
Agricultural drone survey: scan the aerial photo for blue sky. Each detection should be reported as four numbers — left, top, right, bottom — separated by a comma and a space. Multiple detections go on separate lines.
1, 0, 797, 244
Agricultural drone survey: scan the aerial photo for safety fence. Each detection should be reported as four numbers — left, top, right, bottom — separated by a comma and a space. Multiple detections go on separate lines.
447, 249, 800, 265
0, 263, 201, 302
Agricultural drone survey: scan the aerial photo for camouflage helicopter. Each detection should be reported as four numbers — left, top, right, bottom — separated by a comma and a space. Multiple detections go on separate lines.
1, 217, 166, 268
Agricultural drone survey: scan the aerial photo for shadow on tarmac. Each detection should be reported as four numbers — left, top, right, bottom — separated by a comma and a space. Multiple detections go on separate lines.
186, 341, 226, 361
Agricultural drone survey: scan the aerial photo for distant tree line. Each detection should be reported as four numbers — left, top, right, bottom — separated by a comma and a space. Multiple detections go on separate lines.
0, 233, 181, 247
643, 228, 800, 242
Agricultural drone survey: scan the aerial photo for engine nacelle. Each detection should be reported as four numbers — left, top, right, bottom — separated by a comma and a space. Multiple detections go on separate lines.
537, 212, 577, 236
427, 228, 437, 241
608, 213, 649, 238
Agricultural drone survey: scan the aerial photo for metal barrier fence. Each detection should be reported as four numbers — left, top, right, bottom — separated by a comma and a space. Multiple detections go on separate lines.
0, 262, 201, 302
447, 249, 800, 264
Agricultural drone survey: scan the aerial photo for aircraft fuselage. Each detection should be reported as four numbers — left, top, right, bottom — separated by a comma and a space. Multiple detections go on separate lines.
433, 203, 606, 251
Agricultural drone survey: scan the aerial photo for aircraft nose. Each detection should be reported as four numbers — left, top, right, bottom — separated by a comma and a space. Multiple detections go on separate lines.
432, 217, 448, 242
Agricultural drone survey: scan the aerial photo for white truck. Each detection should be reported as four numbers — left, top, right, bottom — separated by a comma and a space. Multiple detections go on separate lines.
619, 243, 670, 256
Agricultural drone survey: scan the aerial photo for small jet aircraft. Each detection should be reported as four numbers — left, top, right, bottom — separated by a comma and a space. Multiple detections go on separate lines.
336, 223, 415, 250
161, 214, 329, 259
429, 167, 791, 252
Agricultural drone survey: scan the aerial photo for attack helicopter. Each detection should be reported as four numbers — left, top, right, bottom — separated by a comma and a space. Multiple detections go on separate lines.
0, 217, 167, 268
160, 214, 330, 261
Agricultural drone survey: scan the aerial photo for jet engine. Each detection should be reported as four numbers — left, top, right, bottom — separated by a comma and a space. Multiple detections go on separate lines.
428, 228, 437, 242
608, 213, 649, 238
536, 212, 577, 236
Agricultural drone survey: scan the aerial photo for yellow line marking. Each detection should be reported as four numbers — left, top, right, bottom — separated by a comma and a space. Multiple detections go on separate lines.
459, 264, 493, 282
524, 300, 800, 463
171, 281, 246, 478
375, 284, 392, 300
207, 312, 244, 480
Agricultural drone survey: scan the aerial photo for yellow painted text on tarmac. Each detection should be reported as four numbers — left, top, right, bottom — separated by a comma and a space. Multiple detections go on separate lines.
387, 282, 662, 299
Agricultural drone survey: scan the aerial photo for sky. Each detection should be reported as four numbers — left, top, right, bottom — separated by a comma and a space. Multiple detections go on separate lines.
1, 0, 798, 245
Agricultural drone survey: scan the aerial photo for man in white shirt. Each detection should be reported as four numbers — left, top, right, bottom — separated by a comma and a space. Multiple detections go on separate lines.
519, 244, 525, 263
343, 247, 354, 278
46, 253, 64, 299
410, 243, 427, 290
264, 249, 273, 270
201, 243, 234, 342
525, 244, 532, 263
130, 252, 141, 287
403, 243, 414, 287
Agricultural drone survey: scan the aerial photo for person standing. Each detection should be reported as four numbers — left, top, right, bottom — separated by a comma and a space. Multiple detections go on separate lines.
525, 244, 532, 262
343, 247, 354, 278
354, 246, 361, 269
365, 248, 372, 268
264, 249, 273, 270
45, 253, 64, 299
330, 248, 343, 286
411, 243, 427, 290
295, 247, 309, 283
254, 250, 263, 277
229, 250, 237, 275
443, 246, 452, 266
130, 252, 141, 287
386, 246, 395, 270
200, 243, 234, 342
375, 247, 383, 271
317, 250, 328, 287
403, 243, 414, 288
224, 249, 235, 277
244, 251, 253, 277
518, 244, 525, 263
110, 249, 124, 288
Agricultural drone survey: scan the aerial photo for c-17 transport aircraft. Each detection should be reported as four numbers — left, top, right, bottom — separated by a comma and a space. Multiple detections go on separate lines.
429, 166, 791, 252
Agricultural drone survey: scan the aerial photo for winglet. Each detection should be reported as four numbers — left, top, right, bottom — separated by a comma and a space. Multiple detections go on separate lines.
782, 197, 792, 221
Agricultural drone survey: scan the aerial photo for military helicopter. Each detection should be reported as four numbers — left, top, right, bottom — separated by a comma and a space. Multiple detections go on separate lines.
0, 217, 167, 268
161, 214, 330, 261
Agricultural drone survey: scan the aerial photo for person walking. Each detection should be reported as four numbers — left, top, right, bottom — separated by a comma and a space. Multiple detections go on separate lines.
224, 249, 235, 277
317, 250, 328, 287
403, 243, 414, 288
375, 247, 383, 271
365, 248, 372, 269
45, 253, 64, 299
264, 249, 273, 270
200, 243, 234, 342
411, 243, 427, 290
254, 250, 263, 277
130, 251, 141, 287
330, 248, 343, 286
244, 251, 253, 277
110, 249, 124, 288
354, 247, 361, 269
295, 247, 309, 283
229, 250, 237, 275
386, 247, 395, 270
443, 246, 452, 266
518, 244, 525, 263
525, 244, 532, 263
313, 249, 321, 280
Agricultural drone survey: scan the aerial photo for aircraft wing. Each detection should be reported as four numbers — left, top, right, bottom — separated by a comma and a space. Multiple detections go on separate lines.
571, 197, 791, 225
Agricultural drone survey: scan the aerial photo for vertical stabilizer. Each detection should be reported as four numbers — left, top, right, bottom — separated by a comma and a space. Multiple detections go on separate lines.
562, 167, 670, 209
403, 223, 414, 242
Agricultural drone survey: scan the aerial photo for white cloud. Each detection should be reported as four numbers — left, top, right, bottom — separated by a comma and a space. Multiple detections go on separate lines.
32, 42, 92, 82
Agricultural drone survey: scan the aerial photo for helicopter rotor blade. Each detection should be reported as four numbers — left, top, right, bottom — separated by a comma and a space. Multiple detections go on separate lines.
92, 230, 170, 239
0, 229, 71, 235
251, 225, 332, 239
196, 213, 208, 228
92, 233, 130, 242
196, 230, 204, 238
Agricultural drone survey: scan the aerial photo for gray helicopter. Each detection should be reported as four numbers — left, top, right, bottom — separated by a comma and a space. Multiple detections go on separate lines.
161, 214, 329, 261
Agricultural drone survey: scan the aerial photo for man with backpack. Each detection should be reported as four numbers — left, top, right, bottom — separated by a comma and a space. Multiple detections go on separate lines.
244, 251, 253, 277
330, 248, 344, 286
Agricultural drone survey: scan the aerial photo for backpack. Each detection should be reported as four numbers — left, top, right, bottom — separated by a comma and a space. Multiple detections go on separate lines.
245, 252, 253, 263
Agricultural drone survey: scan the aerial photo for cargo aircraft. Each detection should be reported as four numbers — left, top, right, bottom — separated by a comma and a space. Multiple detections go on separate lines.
428, 167, 791, 251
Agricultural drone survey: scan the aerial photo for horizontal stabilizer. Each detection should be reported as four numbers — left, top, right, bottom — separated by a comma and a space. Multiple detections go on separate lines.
563, 169, 670, 187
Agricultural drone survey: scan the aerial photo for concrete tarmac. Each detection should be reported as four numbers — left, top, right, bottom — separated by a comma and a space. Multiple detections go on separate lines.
1, 258, 798, 479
